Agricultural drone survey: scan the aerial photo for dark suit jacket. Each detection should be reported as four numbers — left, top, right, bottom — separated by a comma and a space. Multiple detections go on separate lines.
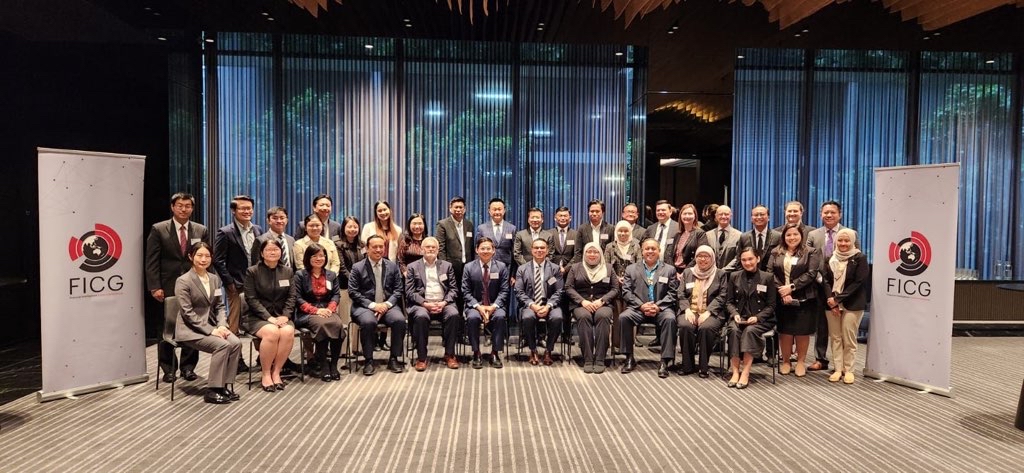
348, 257, 403, 310
546, 226, 579, 270
678, 269, 727, 319
475, 220, 517, 268
146, 219, 209, 294
720, 270, 777, 324
513, 228, 549, 268
174, 270, 226, 342
251, 231, 297, 271
738, 228, 782, 271
513, 260, 564, 307
563, 263, 619, 309
461, 258, 510, 310
405, 258, 458, 306
772, 222, 811, 243
671, 227, 708, 271
293, 217, 343, 241
765, 247, 822, 302
214, 222, 264, 287
621, 261, 679, 312
435, 217, 475, 265
289, 269, 340, 326
243, 262, 295, 322
822, 252, 869, 311
643, 220, 681, 265
572, 221, 614, 264
707, 226, 741, 270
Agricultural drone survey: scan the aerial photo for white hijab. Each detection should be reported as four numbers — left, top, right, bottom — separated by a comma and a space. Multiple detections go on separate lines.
582, 241, 608, 283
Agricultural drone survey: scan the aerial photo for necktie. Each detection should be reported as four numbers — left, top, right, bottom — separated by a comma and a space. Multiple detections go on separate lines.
373, 262, 384, 303
532, 231, 539, 241
656, 224, 665, 242
278, 236, 289, 267
481, 263, 491, 306
757, 232, 764, 253
718, 229, 725, 246
494, 224, 501, 239
533, 263, 545, 304
178, 225, 187, 256
559, 229, 566, 250
825, 229, 835, 258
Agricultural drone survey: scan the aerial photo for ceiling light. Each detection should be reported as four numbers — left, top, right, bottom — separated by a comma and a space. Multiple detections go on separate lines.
365, 44, 374, 49
268, 17, 275, 21
667, 31, 674, 34
672, 26, 679, 30
262, 12, 269, 16
537, 27, 543, 31
403, 18, 411, 22
933, 32, 941, 36
794, 33, 801, 37
538, 22, 545, 26
802, 29, 809, 33
157, 37, 167, 41
405, 24, 412, 27
615, 52, 624, 56
204, 38, 215, 43
923, 37, 931, 40
985, 59, 996, 64
737, 55, 745, 59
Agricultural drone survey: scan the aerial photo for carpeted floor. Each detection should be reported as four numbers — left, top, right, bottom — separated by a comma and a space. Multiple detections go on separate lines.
0, 336, 1022, 472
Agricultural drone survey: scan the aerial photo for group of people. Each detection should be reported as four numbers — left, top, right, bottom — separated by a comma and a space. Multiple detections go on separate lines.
146, 192, 869, 404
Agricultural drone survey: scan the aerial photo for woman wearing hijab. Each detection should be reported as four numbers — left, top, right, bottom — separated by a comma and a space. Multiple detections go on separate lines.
676, 245, 727, 378
672, 204, 709, 272
822, 228, 868, 384
604, 220, 640, 353
566, 242, 620, 373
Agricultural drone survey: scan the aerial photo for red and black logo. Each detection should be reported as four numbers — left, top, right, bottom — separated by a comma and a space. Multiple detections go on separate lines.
69, 224, 122, 272
888, 231, 931, 277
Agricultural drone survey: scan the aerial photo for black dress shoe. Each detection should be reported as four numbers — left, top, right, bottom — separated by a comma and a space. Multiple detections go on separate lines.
658, 362, 670, 379
329, 365, 341, 380
204, 389, 231, 404
471, 355, 483, 369
237, 359, 250, 373
621, 356, 637, 373
387, 358, 404, 373
321, 372, 334, 382
491, 353, 503, 369
698, 370, 710, 379
363, 361, 377, 376
162, 373, 177, 383
678, 368, 698, 376
180, 370, 198, 381
220, 387, 240, 401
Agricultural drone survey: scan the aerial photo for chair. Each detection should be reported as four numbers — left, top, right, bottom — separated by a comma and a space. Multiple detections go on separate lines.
456, 311, 509, 361
155, 296, 183, 401
516, 307, 568, 364
241, 295, 309, 389
348, 319, 407, 373
718, 326, 778, 385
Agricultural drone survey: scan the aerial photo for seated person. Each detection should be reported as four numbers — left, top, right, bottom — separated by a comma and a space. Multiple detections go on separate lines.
619, 238, 679, 378
514, 238, 564, 365
244, 238, 296, 392
462, 237, 510, 369
405, 237, 462, 371
290, 243, 346, 382
677, 245, 727, 378
174, 242, 242, 404
565, 242, 619, 373
349, 235, 407, 376
721, 247, 777, 389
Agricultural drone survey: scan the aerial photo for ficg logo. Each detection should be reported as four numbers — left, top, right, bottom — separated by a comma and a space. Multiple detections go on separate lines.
886, 231, 931, 298
68, 224, 124, 296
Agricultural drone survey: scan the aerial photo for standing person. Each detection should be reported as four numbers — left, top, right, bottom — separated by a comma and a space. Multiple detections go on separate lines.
293, 215, 341, 274
644, 200, 680, 265
765, 223, 821, 377
174, 242, 241, 404
546, 206, 577, 275
565, 242, 619, 373
405, 237, 462, 371
772, 200, 811, 241
514, 238, 564, 366
145, 192, 207, 383
435, 196, 475, 287
294, 194, 343, 241
737, 205, 781, 271
670, 203, 708, 272
618, 239, 679, 379
349, 235, 407, 376
361, 200, 402, 261
707, 205, 741, 270
335, 216, 365, 359
572, 199, 614, 264
676, 245, 726, 378
214, 194, 263, 372
243, 239, 296, 392
462, 237, 511, 369
513, 207, 547, 268
621, 202, 646, 242
290, 243, 345, 382
700, 204, 719, 232
723, 247, 777, 389
807, 200, 858, 372
475, 197, 516, 270
397, 213, 427, 275
252, 206, 296, 271
822, 229, 868, 384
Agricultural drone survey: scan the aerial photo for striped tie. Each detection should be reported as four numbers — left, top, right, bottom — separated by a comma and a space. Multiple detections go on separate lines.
533, 263, 545, 304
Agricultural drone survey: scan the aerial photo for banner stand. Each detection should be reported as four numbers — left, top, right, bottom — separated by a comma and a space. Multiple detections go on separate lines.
37, 374, 149, 403
862, 369, 953, 397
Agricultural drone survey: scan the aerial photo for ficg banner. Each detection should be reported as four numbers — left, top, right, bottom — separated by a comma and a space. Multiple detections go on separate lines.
37, 148, 148, 402
865, 163, 959, 396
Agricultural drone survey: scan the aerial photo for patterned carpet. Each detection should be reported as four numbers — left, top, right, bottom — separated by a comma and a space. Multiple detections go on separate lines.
0, 337, 1022, 472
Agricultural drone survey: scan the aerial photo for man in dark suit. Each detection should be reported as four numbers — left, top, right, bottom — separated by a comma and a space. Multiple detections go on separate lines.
546, 206, 577, 275
572, 199, 614, 264
462, 237, 511, 369
293, 194, 343, 241
619, 239, 679, 378
475, 197, 517, 269
707, 205, 742, 270
214, 195, 263, 344
736, 204, 782, 271
252, 206, 297, 271
145, 192, 207, 383
621, 202, 646, 241
644, 199, 681, 265
406, 237, 462, 371
435, 196, 475, 286
513, 207, 548, 268
772, 200, 811, 241
806, 200, 858, 372
514, 238, 564, 365
349, 235, 407, 375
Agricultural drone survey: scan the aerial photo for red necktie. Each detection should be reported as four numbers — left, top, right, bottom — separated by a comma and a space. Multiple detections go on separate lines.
481, 263, 491, 306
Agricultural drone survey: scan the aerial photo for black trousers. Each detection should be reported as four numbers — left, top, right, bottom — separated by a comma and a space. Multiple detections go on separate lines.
575, 306, 612, 363
677, 313, 723, 372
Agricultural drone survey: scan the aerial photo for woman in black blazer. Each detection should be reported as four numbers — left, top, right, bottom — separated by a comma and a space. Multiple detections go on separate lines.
244, 238, 296, 392
822, 228, 868, 384
565, 242, 620, 374
765, 223, 821, 377
676, 245, 726, 378
291, 242, 345, 382
671, 203, 709, 272
335, 216, 366, 357
722, 247, 777, 389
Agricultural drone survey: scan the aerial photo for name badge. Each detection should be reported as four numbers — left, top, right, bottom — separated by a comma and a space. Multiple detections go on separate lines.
489, 272, 500, 280
756, 284, 767, 293
600, 234, 609, 240
466, 231, 473, 237
666, 238, 674, 245
624, 255, 632, 261
504, 233, 513, 240
601, 277, 610, 284
331, 235, 341, 241
547, 276, 556, 285
279, 279, 290, 287
326, 280, 332, 290
566, 239, 575, 245
657, 276, 669, 284
685, 282, 695, 289
190, 238, 201, 244
439, 274, 448, 282
214, 288, 222, 297
790, 256, 799, 266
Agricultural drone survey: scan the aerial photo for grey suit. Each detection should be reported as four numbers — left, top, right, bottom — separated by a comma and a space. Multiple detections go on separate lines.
405, 258, 461, 359
707, 226, 742, 270
619, 261, 679, 360
145, 219, 207, 376
546, 226, 578, 272
513, 228, 549, 268
435, 216, 475, 285
173, 270, 241, 388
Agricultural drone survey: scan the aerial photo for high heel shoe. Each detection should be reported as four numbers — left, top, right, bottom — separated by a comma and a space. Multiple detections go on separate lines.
274, 383, 286, 391
779, 363, 792, 375
261, 383, 276, 393
727, 374, 739, 388
794, 364, 806, 377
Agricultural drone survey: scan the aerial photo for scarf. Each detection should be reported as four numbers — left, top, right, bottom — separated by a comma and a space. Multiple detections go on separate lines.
828, 228, 860, 294
613, 220, 635, 258
583, 241, 608, 283
690, 245, 718, 302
